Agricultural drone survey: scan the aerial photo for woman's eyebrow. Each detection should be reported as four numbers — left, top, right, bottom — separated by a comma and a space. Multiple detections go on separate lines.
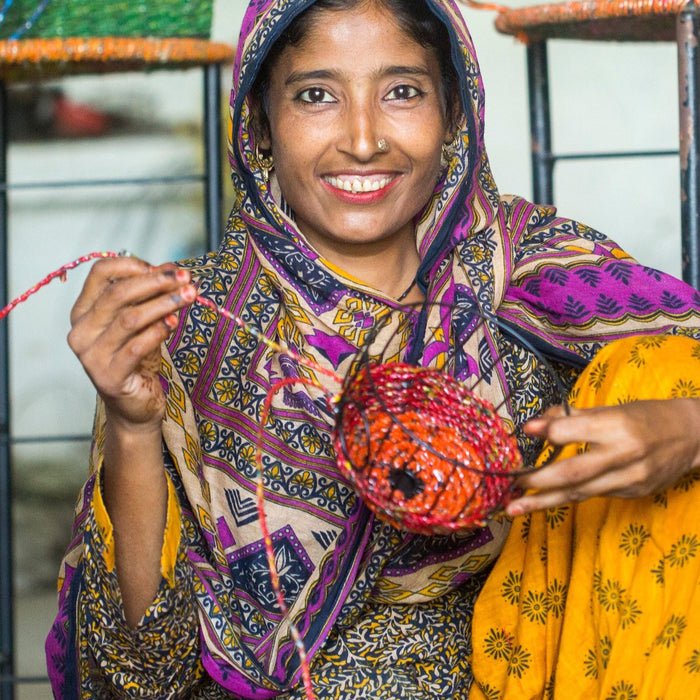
381, 65, 432, 78
285, 69, 338, 86
284, 64, 432, 87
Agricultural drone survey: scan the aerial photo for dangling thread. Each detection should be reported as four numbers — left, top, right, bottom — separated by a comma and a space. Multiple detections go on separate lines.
0, 251, 120, 321
0, 251, 327, 699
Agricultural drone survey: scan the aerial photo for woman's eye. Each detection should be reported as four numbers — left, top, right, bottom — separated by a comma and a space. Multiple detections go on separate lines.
298, 87, 335, 104
386, 85, 423, 101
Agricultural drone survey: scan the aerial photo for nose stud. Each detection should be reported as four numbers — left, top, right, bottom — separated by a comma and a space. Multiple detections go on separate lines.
377, 138, 389, 153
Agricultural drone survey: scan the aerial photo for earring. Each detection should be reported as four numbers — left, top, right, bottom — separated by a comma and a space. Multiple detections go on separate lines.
255, 144, 274, 182
440, 137, 459, 170
377, 138, 389, 153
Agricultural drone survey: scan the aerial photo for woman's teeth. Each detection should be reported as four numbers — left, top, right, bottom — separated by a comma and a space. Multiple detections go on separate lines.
325, 176, 392, 193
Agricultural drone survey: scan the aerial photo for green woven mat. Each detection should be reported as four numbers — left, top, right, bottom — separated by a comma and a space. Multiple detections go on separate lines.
0, 0, 214, 40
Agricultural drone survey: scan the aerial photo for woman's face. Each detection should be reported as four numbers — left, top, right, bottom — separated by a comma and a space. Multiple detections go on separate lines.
260, 3, 452, 266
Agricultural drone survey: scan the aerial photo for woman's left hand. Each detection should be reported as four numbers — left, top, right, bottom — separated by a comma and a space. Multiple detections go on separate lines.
506, 398, 700, 516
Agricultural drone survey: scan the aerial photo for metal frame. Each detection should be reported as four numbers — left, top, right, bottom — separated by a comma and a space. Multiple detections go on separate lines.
526, 7, 700, 289
0, 79, 11, 700
679, 2, 700, 290
0, 63, 223, 698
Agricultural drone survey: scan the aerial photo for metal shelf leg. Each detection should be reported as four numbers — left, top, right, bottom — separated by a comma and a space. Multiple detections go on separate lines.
203, 63, 223, 252
527, 40, 554, 206
0, 78, 15, 700
678, 2, 700, 290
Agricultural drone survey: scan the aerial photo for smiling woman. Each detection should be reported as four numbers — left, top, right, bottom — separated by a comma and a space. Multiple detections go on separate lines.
250, 0, 460, 301
250, 2, 451, 298
46, 0, 700, 698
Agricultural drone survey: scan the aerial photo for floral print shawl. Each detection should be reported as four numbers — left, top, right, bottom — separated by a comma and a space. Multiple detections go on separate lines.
46, 0, 700, 697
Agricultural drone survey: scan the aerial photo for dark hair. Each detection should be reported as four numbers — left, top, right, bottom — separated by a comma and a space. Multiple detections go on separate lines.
251, 0, 461, 137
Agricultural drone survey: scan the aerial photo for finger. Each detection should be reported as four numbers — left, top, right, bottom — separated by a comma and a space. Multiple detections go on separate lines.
72, 260, 191, 327
88, 266, 190, 321
70, 283, 195, 357
83, 321, 175, 395
506, 465, 646, 515
71, 256, 155, 323
69, 263, 190, 347
78, 306, 178, 397
101, 284, 195, 351
523, 404, 575, 436
515, 446, 630, 492
527, 406, 629, 448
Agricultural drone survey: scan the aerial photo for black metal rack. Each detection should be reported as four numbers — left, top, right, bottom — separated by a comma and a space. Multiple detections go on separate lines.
496, 0, 700, 289
0, 38, 232, 698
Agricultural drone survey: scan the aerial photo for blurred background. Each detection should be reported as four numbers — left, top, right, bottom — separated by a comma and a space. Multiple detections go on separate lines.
6, 0, 681, 697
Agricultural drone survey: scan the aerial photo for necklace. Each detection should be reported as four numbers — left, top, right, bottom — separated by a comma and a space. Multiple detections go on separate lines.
397, 278, 417, 302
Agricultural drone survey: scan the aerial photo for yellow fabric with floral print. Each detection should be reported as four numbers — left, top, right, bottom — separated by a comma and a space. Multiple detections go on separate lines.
470, 335, 700, 699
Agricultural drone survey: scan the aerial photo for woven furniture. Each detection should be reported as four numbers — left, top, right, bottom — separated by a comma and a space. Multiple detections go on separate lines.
0, 35, 235, 699
0, 0, 214, 40
495, 0, 700, 288
0, 36, 234, 79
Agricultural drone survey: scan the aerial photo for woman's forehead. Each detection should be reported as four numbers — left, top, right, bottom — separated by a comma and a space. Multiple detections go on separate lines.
267, 4, 440, 82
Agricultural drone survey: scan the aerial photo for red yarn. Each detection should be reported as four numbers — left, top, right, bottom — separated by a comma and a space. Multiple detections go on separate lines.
0, 251, 120, 321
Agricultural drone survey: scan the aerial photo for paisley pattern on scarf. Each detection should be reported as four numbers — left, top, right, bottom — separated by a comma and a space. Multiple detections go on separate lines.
470, 335, 700, 699
46, 0, 700, 697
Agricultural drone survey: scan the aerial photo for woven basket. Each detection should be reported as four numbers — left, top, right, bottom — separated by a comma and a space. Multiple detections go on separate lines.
0, 0, 214, 40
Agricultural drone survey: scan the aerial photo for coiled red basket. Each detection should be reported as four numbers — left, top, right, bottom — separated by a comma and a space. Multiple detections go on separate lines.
332, 362, 523, 535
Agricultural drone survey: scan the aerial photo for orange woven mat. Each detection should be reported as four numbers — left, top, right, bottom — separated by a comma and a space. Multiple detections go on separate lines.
495, 0, 693, 41
0, 37, 235, 81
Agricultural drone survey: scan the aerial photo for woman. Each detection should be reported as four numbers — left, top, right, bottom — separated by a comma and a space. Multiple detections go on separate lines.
46, 0, 700, 697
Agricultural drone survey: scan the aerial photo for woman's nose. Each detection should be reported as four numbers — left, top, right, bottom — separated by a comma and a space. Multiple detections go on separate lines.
338, 101, 384, 161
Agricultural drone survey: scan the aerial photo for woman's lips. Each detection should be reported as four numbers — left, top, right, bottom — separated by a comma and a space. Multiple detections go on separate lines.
321, 173, 399, 202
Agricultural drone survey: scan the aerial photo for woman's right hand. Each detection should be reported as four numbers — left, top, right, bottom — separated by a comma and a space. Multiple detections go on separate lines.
67, 256, 196, 432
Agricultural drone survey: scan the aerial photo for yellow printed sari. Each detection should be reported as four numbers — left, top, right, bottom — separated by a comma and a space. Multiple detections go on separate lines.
471, 334, 700, 699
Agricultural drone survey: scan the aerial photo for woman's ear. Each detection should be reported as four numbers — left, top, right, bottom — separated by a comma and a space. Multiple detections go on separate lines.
250, 95, 272, 151
446, 99, 464, 143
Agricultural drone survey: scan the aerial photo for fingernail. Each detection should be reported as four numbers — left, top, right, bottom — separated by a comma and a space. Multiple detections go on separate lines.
507, 503, 525, 517
176, 268, 190, 283
181, 285, 196, 303
164, 313, 178, 329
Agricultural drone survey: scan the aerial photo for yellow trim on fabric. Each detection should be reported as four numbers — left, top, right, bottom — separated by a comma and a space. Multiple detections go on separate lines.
561, 244, 631, 260
320, 256, 416, 302
161, 473, 182, 588
92, 461, 116, 573
91, 463, 181, 586
561, 245, 592, 254
320, 257, 368, 288
610, 247, 632, 259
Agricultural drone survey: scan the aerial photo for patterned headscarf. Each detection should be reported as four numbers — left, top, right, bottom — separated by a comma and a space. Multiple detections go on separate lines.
48, 0, 700, 697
